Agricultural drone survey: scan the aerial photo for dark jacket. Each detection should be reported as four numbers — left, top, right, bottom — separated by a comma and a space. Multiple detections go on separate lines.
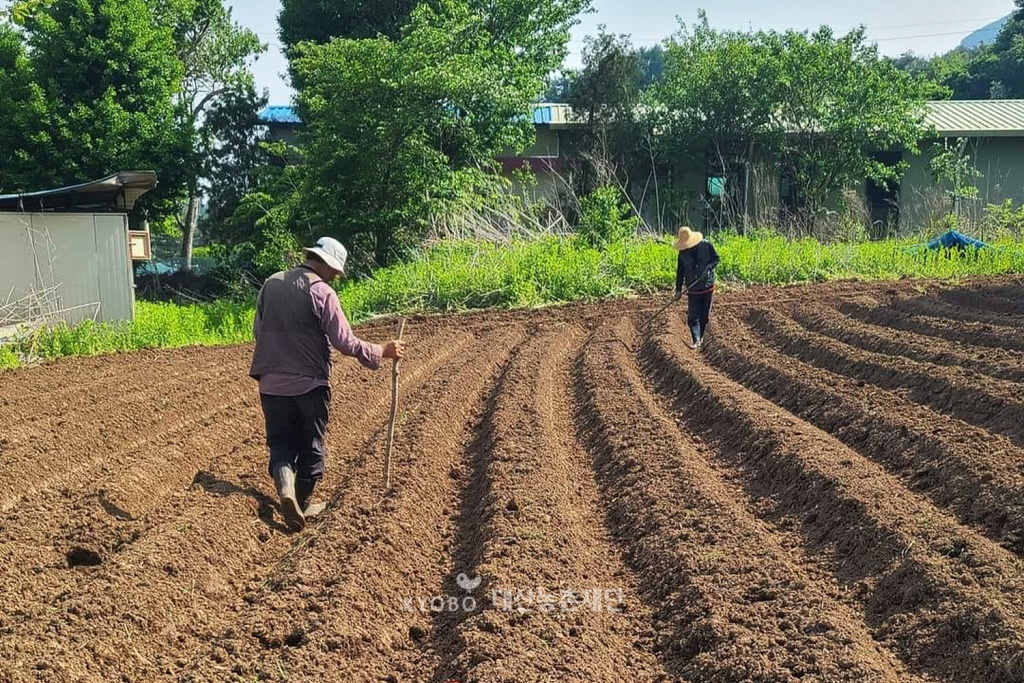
675, 240, 720, 294
249, 266, 331, 381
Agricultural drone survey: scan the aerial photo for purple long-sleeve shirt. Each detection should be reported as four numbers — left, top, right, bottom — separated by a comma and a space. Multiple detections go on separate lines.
256, 281, 383, 396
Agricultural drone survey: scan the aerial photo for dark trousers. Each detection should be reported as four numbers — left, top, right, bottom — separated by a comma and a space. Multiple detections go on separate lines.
687, 291, 714, 343
259, 387, 330, 481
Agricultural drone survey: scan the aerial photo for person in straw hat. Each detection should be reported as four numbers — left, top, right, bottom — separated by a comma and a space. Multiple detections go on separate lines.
249, 236, 405, 531
673, 226, 720, 349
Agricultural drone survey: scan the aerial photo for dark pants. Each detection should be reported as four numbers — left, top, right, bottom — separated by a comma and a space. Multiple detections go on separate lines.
687, 291, 714, 343
259, 387, 330, 481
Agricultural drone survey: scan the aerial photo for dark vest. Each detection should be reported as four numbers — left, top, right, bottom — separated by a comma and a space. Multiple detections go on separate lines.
249, 266, 331, 380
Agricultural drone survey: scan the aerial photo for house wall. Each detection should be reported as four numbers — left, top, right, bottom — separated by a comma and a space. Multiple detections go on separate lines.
900, 136, 1024, 231
522, 127, 560, 158
0, 213, 134, 325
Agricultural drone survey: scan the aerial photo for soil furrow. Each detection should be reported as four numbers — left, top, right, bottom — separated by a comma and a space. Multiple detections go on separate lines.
430, 325, 671, 682
891, 294, 1024, 328
574, 318, 917, 682
705, 310, 1024, 554
0, 327, 474, 682
787, 302, 1024, 383
4, 279, 1024, 682
841, 298, 1024, 353
938, 286, 1024, 316
0, 355, 236, 474
179, 327, 525, 682
644, 315, 1024, 682
746, 307, 1024, 447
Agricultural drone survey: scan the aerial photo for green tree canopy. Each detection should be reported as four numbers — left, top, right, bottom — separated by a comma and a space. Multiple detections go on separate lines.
1, 0, 184, 206
655, 16, 932, 228
287, 0, 589, 269
564, 29, 646, 194
165, 0, 265, 270
278, 0, 416, 50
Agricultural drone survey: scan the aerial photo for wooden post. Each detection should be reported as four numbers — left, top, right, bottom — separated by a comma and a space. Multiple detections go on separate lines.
383, 318, 406, 490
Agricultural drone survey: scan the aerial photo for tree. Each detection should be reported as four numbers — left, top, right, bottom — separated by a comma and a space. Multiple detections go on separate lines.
655, 17, 932, 233
293, 2, 532, 267
636, 45, 665, 89
0, 22, 44, 193
5, 0, 183, 205
565, 30, 645, 195
165, 0, 264, 271
278, 0, 416, 50
772, 27, 932, 223
655, 15, 785, 229
289, 0, 589, 269
201, 83, 271, 246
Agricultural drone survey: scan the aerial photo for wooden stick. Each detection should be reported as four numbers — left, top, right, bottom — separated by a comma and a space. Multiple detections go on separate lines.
383, 318, 407, 490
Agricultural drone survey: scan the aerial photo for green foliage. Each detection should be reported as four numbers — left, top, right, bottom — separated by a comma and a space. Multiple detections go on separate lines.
576, 186, 639, 248
292, 0, 587, 269
166, 0, 265, 271
0, 0, 184, 200
772, 28, 931, 209
0, 24, 41, 194
893, 3, 1024, 100
4, 231, 1023, 368
980, 199, 1024, 240
563, 29, 650, 194
0, 345, 18, 370
929, 138, 984, 207
278, 0, 415, 51
201, 84, 271, 245
10, 300, 253, 365
655, 15, 933, 224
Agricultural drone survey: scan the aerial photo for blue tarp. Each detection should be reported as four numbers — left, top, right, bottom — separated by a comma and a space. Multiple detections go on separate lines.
926, 230, 988, 250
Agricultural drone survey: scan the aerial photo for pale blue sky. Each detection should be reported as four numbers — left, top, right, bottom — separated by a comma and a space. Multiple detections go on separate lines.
231, 0, 1017, 105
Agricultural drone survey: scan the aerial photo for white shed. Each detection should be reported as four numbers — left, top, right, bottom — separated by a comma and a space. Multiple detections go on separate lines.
0, 171, 157, 328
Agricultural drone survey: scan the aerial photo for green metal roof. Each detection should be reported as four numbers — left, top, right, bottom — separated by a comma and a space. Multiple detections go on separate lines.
925, 100, 1024, 137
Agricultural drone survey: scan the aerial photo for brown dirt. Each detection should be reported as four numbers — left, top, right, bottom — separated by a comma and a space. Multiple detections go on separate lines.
2, 276, 1024, 682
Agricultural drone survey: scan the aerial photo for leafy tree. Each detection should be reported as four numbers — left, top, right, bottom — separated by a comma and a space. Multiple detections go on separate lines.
655, 15, 785, 229
166, 0, 264, 271
290, 0, 589, 268
0, 22, 44, 193
636, 45, 665, 89
278, 0, 416, 50
565, 30, 646, 195
293, 2, 528, 267
201, 83, 271, 245
5, 0, 184, 206
772, 27, 932, 222
982, 0, 1024, 97
655, 16, 932, 232
543, 73, 571, 102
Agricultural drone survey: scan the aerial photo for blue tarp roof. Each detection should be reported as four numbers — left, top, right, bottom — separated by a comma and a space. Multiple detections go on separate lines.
258, 106, 303, 124
926, 230, 988, 250
258, 104, 564, 126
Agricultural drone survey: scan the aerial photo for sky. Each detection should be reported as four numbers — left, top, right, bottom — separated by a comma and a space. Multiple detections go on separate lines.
230, 0, 1017, 105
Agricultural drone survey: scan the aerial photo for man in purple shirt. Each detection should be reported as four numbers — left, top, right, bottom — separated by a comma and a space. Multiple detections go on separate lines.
249, 236, 405, 532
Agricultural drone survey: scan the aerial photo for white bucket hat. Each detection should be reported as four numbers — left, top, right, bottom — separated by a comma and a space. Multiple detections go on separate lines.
304, 236, 348, 275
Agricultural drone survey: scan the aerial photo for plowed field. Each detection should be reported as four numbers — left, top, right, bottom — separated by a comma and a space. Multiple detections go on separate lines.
2, 277, 1024, 682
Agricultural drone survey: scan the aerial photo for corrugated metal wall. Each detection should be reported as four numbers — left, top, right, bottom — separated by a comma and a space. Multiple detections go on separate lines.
0, 213, 134, 325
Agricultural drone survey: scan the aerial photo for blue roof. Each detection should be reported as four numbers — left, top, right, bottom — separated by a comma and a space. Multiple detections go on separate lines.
258, 105, 302, 124
258, 104, 566, 126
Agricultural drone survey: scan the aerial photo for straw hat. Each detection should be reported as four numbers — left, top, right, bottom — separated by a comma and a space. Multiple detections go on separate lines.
673, 226, 703, 251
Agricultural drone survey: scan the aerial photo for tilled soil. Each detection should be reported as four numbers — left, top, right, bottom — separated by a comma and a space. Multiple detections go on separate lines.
1, 277, 1023, 682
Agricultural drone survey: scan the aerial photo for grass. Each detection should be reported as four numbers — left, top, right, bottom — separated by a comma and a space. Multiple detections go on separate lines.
1, 300, 253, 368
2, 231, 1022, 369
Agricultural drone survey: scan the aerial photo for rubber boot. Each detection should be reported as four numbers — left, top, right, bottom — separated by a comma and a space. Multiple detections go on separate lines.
296, 477, 326, 519
273, 464, 305, 532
